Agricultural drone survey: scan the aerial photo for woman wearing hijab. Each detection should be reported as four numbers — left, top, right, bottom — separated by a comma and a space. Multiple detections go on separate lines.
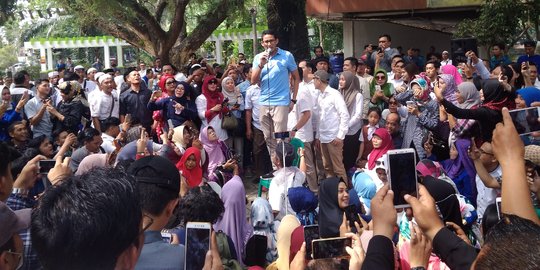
199, 126, 228, 182
214, 171, 253, 266
366, 128, 394, 171
369, 69, 395, 111
176, 147, 203, 196
339, 71, 364, 171
396, 77, 440, 159
195, 76, 229, 141
352, 172, 376, 216
435, 79, 514, 142
75, 153, 108, 175
441, 64, 463, 86
437, 74, 458, 105
442, 82, 481, 142
148, 80, 197, 128
516, 86, 540, 109
267, 215, 302, 270
149, 74, 175, 139
0, 86, 27, 141
250, 197, 278, 264
171, 125, 192, 157
442, 139, 477, 204
221, 76, 244, 166
416, 159, 458, 193
318, 177, 350, 238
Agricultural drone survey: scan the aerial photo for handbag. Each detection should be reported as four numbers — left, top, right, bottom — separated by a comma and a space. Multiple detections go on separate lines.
221, 112, 238, 130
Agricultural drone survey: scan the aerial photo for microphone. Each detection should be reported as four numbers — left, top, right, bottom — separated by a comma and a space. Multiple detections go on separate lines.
265, 48, 272, 60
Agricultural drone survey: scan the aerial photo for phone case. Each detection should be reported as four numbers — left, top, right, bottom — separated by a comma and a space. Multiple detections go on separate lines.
386, 148, 418, 208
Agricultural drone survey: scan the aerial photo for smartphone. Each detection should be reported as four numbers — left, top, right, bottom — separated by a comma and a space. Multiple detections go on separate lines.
345, 205, 363, 233
38, 159, 56, 174
304, 225, 319, 260
509, 107, 540, 135
387, 148, 419, 208
496, 197, 502, 220
222, 97, 229, 106
274, 131, 290, 139
375, 85, 382, 92
185, 222, 211, 270
311, 237, 352, 259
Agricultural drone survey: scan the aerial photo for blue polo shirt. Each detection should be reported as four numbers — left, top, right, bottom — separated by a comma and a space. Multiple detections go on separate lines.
517, 54, 540, 69
253, 48, 297, 106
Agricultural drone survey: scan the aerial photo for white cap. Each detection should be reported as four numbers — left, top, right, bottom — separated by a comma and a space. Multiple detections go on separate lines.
87, 67, 98, 74
74, 65, 85, 70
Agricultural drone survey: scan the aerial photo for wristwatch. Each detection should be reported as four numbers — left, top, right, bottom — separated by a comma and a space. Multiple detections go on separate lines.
12, 188, 29, 197
292, 127, 298, 132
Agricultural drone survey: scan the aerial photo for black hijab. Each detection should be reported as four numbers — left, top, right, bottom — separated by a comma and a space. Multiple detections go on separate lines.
422, 176, 465, 231
318, 177, 344, 238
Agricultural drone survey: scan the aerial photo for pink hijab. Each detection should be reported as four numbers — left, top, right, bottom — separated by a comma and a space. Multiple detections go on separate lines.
75, 154, 108, 175
441, 65, 463, 86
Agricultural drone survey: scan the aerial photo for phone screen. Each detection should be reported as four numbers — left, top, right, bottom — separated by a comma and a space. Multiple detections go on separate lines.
304, 225, 319, 260
274, 131, 290, 139
39, 160, 56, 174
185, 226, 211, 270
496, 198, 502, 220
509, 107, 540, 135
311, 237, 352, 259
388, 150, 418, 207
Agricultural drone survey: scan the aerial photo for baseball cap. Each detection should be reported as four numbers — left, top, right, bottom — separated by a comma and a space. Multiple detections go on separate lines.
313, 70, 329, 83
128, 156, 180, 193
0, 202, 30, 247
74, 65, 85, 70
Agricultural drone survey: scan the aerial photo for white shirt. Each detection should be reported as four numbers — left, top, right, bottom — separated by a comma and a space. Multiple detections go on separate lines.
101, 133, 116, 154
300, 80, 320, 132
358, 124, 379, 142
80, 79, 98, 99
195, 94, 228, 141
89, 90, 120, 120
268, 167, 306, 221
245, 84, 262, 130
535, 78, 540, 89
346, 93, 364, 135
316, 85, 350, 143
441, 59, 453, 66
287, 85, 314, 142
175, 72, 187, 82
476, 165, 502, 221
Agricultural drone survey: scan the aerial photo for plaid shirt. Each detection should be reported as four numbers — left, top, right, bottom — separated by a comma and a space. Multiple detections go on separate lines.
7, 194, 42, 270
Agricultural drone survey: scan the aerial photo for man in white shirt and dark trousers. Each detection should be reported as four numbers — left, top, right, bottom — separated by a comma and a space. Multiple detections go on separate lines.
313, 70, 350, 183
89, 74, 120, 132
245, 83, 272, 180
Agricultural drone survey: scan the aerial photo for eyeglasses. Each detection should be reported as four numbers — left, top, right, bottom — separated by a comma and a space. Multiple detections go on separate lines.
6, 250, 23, 270
376, 75, 385, 80
166, 81, 176, 85
478, 148, 494, 156
208, 80, 218, 85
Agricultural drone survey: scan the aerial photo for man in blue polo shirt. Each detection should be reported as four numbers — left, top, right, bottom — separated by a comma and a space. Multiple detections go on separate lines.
517, 40, 540, 68
252, 29, 300, 159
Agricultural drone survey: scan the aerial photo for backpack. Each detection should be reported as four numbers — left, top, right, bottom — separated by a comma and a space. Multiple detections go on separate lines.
215, 231, 243, 270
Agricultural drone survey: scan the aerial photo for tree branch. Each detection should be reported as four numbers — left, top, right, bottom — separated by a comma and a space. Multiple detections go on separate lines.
165, 0, 190, 50
155, 0, 167, 23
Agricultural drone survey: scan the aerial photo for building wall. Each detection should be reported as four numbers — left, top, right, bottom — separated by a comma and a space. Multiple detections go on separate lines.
343, 20, 453, 60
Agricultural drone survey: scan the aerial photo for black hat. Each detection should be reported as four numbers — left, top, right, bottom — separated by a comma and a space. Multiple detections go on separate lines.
128, 156, 180, 193
312, 57, 330, 66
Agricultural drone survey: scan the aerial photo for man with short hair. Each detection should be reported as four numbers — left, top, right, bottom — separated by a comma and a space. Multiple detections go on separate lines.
74, 65, 98, 98
385, 112, 402, 149
120, 70, 153, 132
313, 46, 324, 59
517, 40, 540, 68
388, 57, 404, 89
313, 70, 350, 182
10, 72, 32, 105
152, 58, 162, 74
313, 57, 338, 89
24, 79, 53, 139
90, 74, 120, 131
100, 117, 124, 154
425, 60, 440, 88
469, 141, 501, 222
369, 34, 400, 72
129, 156, 185, 270
69, 128, 104, 172
252, 29, 300, 159
31, 167, 144, 270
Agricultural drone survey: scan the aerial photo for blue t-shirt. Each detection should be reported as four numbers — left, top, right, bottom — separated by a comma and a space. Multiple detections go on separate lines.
253, 48, 297, 106
517, 54, 540, 69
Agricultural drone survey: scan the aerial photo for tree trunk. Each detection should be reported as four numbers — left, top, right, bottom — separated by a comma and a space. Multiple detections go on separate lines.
267, 0, 310, 61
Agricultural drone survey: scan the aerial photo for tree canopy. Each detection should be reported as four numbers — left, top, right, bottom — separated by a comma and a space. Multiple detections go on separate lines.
53, 0, 245, 67
0, 0, 16, 26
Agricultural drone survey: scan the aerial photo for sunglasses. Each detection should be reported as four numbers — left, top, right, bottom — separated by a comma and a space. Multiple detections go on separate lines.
376, 75, 385, 80
208, 80, 218, 84
166, 81, 176, 85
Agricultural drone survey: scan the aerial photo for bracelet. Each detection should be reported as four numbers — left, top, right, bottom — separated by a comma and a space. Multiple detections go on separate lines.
258, 64, 264, 69
12, 188, 29, 197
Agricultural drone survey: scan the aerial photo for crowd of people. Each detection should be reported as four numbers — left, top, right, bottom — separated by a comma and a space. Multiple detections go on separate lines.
1, 29, 540, 270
